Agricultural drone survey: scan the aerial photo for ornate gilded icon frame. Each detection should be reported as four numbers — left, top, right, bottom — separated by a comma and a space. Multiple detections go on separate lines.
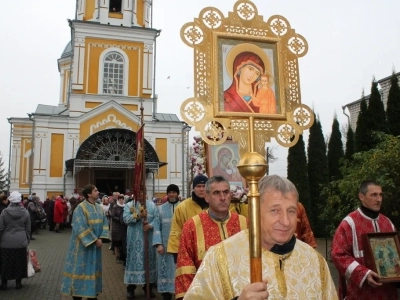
180, 0, 314, 158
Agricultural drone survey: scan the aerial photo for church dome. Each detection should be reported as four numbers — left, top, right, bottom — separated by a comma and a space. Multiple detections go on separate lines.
61, 41, 72, 58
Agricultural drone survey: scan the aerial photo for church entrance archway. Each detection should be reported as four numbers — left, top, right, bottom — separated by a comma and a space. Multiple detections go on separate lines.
95, 170, 126, 195
68, 128, 163, 195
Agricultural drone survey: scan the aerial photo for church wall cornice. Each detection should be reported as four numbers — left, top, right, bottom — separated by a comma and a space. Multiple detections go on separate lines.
73, 20, 159, 43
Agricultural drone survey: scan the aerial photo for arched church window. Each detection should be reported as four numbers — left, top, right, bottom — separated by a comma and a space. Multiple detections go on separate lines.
103, 52, 124, 95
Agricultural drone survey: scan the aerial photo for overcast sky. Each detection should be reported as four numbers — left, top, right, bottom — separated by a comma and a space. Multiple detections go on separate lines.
1, 0, 399, 176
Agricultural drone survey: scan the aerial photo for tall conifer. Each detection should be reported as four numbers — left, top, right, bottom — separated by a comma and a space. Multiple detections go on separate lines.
327, 116, 344, 180
366, 80, 389, 144
307, 115, 328, 235
345, 126, 355, 160
355, 98, 369, 152
287, 134, 313, 223
386, 72, 400, 136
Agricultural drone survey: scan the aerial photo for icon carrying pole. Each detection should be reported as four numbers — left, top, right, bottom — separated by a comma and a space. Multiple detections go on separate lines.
237, 117, 267, 282
140, 102, 151, 300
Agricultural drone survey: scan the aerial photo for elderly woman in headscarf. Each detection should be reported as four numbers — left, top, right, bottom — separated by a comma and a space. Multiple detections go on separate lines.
110, 194, 127, 264
0, 191, 30, 290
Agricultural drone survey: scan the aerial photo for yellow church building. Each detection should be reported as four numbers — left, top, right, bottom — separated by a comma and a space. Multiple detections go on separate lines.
7, 0, 190, 200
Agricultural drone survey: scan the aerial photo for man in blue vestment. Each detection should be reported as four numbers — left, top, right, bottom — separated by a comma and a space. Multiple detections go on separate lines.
61, 184, 109, 300
157, 184, 181, 300
124, 189, 161, 299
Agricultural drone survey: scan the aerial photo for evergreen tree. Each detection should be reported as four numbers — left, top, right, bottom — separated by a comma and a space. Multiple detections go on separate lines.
0, 152, 6, 192
307, 115, 328, 235
327, 116, 344, 180
345, 125, 355, 160
287, 134, 313, 222
355, 98, 369, 152
366, 80, 389, 142
386, 72, 400, 136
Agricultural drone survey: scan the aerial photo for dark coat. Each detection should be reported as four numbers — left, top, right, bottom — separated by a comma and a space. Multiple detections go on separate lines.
0, 202, 8, 215
111, 205, 126, 242
27, 201, 37, 224
43, 199, 54, 218
0, 204, 30, 248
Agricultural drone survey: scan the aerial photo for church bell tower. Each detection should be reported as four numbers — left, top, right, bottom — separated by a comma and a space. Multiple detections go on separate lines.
58, 0, 158, 119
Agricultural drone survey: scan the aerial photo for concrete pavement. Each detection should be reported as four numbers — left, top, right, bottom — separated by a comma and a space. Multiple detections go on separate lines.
0, 227, 163, 300
0, 227, 338, 300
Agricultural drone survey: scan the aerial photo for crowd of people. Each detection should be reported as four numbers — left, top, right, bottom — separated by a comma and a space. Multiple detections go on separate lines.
56, 174, 330, 300
0, 176, 398, 299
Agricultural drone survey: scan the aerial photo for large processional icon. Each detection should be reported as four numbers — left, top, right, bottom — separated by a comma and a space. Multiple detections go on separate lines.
179, 0, 314, 282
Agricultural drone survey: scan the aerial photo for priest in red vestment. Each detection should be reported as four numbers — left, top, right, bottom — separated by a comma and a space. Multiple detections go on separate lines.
331, 180, 398, 300
175, 176, 247, 299
295, 202, 317, 248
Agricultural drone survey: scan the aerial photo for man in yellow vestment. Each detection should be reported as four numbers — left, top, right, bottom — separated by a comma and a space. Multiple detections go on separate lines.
185, 175, 338, 300
167, 175, 209, 258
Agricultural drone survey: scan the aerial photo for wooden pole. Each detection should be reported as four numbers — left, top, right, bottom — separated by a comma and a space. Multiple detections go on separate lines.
248, 117, 262, 283
237, 117, 266, 283
140, 102, 150, 300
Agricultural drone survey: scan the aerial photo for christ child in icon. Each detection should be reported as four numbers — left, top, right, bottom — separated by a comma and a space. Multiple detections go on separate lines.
253, 73, 277, 114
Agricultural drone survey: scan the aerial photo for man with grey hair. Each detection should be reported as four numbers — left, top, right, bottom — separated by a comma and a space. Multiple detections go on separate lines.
185, 175, 338, 299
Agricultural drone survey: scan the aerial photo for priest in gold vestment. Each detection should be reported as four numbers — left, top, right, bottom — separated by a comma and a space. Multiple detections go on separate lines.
184, 175, 338, 300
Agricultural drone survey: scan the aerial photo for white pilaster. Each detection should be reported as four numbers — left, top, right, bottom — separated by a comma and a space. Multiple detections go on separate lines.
71, 37, 86, 90
143, 43, 153, 94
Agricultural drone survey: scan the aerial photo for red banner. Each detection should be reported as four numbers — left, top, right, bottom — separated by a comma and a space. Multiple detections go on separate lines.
133, 125, 145, 201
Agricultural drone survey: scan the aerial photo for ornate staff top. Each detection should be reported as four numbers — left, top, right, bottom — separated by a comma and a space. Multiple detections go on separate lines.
180, 0, 314, 158
179, 0, 315, 283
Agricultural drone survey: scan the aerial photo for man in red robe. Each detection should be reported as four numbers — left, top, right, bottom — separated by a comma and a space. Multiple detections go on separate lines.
295, 202, 317, 248
175, 176, 247, 299
331, 180, 398, 299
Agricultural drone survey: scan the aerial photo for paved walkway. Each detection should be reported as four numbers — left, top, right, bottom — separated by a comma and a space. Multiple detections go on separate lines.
0, 228, 338, 300
0, 227, 163, 300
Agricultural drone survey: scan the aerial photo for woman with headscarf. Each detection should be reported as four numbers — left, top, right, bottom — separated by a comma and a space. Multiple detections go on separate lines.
0, 191, 30, 290
110, 195, 127, 264
223, 51, 265, 113
101, 196, 110, 217
101, 196, 111, 243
